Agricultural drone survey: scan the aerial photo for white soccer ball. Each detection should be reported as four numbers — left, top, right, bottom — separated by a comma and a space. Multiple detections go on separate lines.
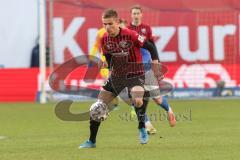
90, 101, 109, 122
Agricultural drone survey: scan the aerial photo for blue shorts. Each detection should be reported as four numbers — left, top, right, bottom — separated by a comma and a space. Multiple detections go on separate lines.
141, 48, 151, 71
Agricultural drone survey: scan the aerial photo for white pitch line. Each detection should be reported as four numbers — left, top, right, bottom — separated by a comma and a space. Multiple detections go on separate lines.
0, 136, 7, 140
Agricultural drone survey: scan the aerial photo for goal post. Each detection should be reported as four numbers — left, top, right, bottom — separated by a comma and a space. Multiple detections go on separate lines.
39, 0, 47, 104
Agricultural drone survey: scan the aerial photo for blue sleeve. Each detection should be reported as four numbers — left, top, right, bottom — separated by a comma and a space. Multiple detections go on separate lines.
141, 48, 152, 71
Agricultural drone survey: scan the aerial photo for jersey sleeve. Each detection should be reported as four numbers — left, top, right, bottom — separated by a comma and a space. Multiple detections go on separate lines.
147, 25, 154, 41
89, 30, 102, 59
90, 29, 106, 62
131, 30, 146, 47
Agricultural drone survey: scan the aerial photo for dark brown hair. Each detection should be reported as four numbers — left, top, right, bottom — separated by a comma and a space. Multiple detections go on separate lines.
102, 9, 118, 19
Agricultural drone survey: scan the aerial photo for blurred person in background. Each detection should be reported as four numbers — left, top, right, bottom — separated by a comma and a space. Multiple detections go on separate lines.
128, 5, 176, 134
30, 38, 50, 67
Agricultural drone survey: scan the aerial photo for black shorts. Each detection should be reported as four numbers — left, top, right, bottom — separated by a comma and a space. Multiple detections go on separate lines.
102, 75, 145, 97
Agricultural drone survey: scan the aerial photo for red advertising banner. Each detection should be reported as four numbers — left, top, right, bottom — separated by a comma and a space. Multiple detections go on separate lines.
59, 64, 240, 89
51, 2, 240, 88
2, 1, 240, 102
0, 68, 39, 102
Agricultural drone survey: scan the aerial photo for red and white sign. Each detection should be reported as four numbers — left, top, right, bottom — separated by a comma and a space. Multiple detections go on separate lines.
2, 1, 240, 102
51, 2, 240, 88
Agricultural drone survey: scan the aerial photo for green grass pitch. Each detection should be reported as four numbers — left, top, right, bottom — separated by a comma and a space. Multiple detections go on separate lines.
0, 99, 240, 160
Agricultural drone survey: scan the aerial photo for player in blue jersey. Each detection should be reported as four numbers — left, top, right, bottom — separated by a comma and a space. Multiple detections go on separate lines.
128, 5, 176, 134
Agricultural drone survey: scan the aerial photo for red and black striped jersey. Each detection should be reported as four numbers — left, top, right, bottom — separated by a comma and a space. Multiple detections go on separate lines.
127, 23, 153, 41
101, 28, 146, 77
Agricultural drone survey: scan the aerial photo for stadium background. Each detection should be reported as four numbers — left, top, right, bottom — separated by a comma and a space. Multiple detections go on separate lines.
0, 1, 240, 160
1, 0, 240, 102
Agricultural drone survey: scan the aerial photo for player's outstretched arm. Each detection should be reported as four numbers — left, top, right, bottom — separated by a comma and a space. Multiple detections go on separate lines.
142, 40, 163, 79
142, 40, 159, 61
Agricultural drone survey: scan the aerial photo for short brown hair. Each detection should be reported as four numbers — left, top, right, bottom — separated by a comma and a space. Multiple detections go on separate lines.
102, 9, 118, 19
130, 5, 142, 12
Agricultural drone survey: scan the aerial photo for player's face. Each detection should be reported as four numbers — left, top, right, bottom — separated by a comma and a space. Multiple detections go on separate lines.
131, 9, 142, 25
102, 17, 120, 37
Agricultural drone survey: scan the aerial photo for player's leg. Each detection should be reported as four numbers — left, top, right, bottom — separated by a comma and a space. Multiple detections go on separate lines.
91, 89, 115, 140
139, 48, 157, 134
79, 79, 116, 148
134, 98, 149, 144
130, 85, 144, 107
143, 98, 157, 135
143, 70, 160, 134
153, 96, 176, 127
129, 97, 156, 134
145, 69, 176, 127
100, 67, 120, 109
130, 85, 148, 144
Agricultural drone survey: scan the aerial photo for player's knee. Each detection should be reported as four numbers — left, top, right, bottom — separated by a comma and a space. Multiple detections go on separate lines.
153, 96, 162, 105
131, 86, 144, 93
133, 98, 143, 108
131, 86, 144, 98
131, 86, 144, 108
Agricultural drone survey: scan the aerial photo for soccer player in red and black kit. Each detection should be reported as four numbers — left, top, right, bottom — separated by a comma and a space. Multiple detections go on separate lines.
79, 9, 161, 148
128, 5, 176, 134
